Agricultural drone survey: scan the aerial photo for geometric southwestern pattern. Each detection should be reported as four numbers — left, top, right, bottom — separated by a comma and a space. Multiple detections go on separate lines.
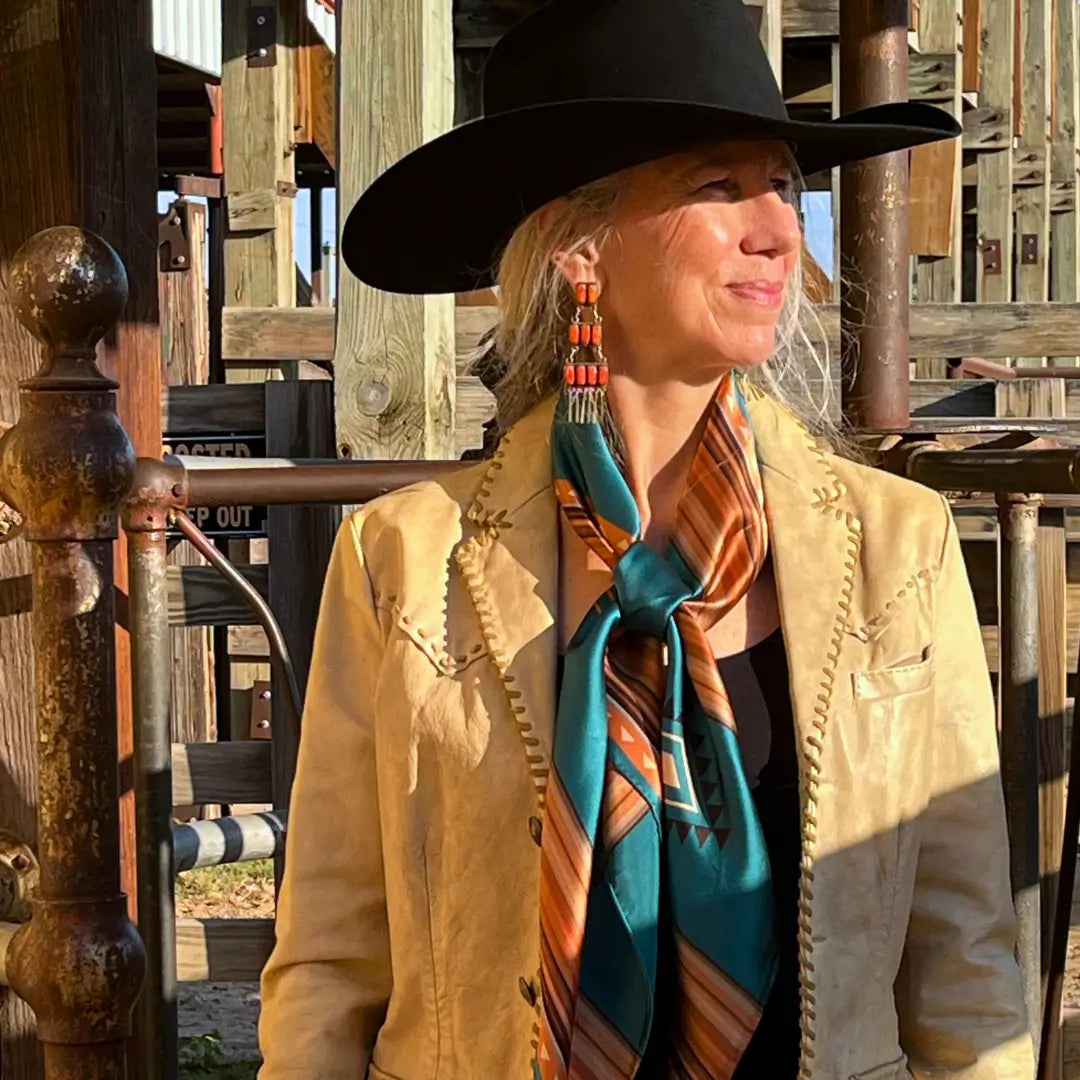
538, 372, 777, 1079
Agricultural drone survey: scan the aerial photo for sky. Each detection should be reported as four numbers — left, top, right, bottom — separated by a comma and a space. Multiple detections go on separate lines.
160, 186, 837, 301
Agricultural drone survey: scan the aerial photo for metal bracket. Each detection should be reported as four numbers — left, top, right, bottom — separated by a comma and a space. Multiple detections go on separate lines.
248, 6, 277, 67
1020, 234, 1039, 266
157, 201, 191, 273
981, 238, 1002, 275
175, 174, 222, 200
250, 680, 272, 740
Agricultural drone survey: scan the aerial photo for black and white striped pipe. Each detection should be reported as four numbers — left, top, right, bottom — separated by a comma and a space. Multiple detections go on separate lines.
172, 810, 287, 873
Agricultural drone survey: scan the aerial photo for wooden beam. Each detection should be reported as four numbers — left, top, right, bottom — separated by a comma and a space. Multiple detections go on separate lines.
171, 742, 273, 806
962, 0, 982, 93
911, 0, 963, 379
164, 384, 266, 437
160, 199, 217, 785
781, 0, 838, 37
1038, 508, 1069, 1039
975, 0, 1015, 316
1015, 0, 1054, 365
222, 0, 298, 383
175, 918, 275, 983
335, 0, 456, 461
0, 3, 160, 1071
294, 20, 336, 168
264, 382, 339, 837
167, 565, 268, 628
1050, 0, 1080, 365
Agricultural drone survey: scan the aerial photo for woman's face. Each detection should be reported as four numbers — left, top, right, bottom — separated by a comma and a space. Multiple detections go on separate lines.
559, 140, 801, 386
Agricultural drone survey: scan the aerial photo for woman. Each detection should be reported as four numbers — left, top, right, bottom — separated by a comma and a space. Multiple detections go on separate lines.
259, 2, 1032, 1078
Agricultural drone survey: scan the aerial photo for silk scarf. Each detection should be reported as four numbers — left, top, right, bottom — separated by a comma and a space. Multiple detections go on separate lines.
536, 373, 777, 1079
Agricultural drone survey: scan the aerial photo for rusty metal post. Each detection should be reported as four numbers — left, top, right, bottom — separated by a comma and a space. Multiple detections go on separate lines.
0, 227, 145, 1077
839, 0, 911, 430
123, 459, 180, 1080
998, 492, 1043, 1060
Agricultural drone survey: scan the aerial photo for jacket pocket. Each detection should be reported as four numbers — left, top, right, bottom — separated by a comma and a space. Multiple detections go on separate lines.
850, 1053, 908, 1080
851, 648, 934, 701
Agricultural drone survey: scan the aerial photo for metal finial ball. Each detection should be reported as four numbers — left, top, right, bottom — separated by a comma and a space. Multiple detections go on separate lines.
8, 227, 128, 352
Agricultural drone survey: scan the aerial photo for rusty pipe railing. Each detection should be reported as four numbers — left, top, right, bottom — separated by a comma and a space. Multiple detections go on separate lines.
839, 0, 911, 430
0, 227, 145, 1077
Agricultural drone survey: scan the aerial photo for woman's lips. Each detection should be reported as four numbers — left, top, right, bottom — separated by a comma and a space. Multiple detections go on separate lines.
726, 281, 785, 308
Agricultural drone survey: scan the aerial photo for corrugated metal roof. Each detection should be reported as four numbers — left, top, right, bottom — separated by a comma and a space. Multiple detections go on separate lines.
153, 0, 221, 76
152, 1, 334, 76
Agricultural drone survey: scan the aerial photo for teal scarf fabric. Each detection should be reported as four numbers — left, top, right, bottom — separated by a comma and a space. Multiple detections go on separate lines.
535, 373, 777, 1079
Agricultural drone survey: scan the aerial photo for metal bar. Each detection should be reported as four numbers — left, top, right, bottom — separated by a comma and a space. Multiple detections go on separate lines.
901, 447, 1080, 494
0, 227, 145, 1076
173, 810, 287, 873
177, 458, 463, 507
173, 510, 303, 728
124, 456, 179, 1080
998, 492, 1043, 1060
839, 0, 911, 429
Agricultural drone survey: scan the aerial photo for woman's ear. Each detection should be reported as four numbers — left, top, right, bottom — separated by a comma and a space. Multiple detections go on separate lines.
552, 242, 601, 292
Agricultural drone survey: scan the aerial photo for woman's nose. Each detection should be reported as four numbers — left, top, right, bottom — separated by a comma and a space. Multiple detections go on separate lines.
740, 195, 801, 260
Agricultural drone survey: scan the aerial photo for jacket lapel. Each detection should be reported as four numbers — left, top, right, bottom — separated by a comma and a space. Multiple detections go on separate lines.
455, 399, 560, 809
745, 386, 864, 825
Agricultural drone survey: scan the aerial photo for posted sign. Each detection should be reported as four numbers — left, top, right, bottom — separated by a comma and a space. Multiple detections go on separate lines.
162, 434, 268, 537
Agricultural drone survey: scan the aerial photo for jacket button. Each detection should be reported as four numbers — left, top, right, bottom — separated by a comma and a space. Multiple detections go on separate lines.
519, 976, 537, 1006
528, 817, 543, 846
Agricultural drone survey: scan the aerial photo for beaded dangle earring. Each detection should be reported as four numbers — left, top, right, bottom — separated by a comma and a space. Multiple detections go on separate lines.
563, 282, 608, 424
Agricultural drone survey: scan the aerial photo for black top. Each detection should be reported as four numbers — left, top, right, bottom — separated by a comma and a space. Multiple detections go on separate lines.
555, 627, 801, 1078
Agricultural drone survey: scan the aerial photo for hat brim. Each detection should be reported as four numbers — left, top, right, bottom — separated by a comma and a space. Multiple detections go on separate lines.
342, 99, 960, 295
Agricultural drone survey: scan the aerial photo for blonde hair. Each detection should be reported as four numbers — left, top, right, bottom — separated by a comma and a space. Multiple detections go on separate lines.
484, 156, 837, 443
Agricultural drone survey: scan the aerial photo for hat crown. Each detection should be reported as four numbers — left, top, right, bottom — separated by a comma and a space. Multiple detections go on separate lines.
483, 0, 788, 122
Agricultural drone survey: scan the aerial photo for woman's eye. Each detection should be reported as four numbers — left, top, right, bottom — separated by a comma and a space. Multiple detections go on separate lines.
772, 177, 794, 198
701, 178, 739, 198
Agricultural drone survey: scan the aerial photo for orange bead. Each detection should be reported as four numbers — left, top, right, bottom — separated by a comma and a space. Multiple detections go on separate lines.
576, 283, 588, 305
598, 366, 609, 386
575, 364, 587, 386
592, 323, 602, 345
587, 283, 599, 305
580, 323, 592, 346
564, 365, 576, 386
568, 323, 580, 345
587, 365, 598, 386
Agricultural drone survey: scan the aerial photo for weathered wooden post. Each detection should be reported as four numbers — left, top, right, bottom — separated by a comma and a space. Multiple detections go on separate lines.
0, 227, 145, 1079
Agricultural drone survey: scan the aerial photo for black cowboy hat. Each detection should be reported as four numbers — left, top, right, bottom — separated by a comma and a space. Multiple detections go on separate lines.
342, 0, 960, 296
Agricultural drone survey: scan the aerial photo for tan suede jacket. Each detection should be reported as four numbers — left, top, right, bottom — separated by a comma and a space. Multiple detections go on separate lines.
258, 389, 1034, 1080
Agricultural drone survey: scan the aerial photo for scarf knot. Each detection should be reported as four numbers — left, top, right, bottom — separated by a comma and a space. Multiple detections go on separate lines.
611, 541, 696, 639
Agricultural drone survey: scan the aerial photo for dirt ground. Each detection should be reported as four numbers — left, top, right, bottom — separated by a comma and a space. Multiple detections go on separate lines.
176, 863, 274, 1072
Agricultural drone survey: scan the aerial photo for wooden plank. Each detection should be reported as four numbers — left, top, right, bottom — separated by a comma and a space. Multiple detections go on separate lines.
294, 20, 336, 168
1015, 0, 1054, 366
223, 301, 1080, 364
757, 0, 783, 79
160, 198, 216, 785
964, 105, 1012, 150
167, 565, 268, 628
1050, 0, 1080, 365
1038, 509, 1069, 1029
222, 0, 297, 384
265, 382, 339, 831
175, 918, 275, 983
909, 378, 996, 415
222, 306, 334, 361
911, 0, 963, 380
171, 742, 272, 806
975, 0, 1015, 319
163, 384, 266, 437
962, 0, 982, 94
335, 0, 455, 463
781, 0, 837, 36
